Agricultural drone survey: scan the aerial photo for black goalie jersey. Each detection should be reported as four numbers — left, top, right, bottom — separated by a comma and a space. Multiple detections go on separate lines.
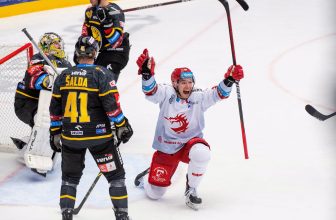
50, 64, 125, 148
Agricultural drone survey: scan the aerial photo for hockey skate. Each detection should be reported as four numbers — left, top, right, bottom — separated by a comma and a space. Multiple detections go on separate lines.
185, 182, 202, 210
62, 208, 73, 220
115, 210, 130, 220
134, 167, 149, 188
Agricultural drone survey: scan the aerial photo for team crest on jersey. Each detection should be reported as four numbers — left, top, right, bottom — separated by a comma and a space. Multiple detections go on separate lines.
164, 113, 189, 134
152, 167, 168, 183
86, 10, 93, 19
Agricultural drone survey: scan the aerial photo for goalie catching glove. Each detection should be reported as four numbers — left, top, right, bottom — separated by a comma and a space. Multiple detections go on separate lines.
136, 49, 156, 80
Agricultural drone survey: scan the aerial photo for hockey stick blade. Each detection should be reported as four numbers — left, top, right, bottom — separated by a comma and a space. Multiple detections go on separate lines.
236, 0, 249, 11
305, 104, 336, 121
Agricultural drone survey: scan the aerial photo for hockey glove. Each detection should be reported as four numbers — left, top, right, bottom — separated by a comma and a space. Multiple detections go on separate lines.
50, 134, 62, 152
136, 49, 155, 80
223, 65, 244, 87
115, 117, 133, 144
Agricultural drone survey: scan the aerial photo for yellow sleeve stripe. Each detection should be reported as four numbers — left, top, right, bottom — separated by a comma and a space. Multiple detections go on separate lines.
99, 89, 118, 97
61, 133, 112, 141
111, 195, 128, 200
52, 94, 61, 98
15, 90, 39, 100
60, 195, 76, 201
50, 127, 61, 132
89, 20, 100, 25
60, 87, 99, 92
116, 120, 125, 127
106, 28, 115, 38
114, 27, 123, 33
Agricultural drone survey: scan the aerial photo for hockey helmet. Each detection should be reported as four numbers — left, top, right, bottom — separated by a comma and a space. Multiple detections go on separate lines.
75, 36, 99, 59
171, 67, 195, 85
38, 32, 65, 59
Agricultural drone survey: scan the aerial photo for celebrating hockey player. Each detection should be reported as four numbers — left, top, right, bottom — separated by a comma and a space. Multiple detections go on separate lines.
12, 32, 71, 177
78, 0, 130, 82
50, 36, 133, 220
134, 49, 244, 210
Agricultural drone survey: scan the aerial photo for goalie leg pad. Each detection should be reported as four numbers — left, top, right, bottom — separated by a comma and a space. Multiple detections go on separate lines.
23, 90, 55, 172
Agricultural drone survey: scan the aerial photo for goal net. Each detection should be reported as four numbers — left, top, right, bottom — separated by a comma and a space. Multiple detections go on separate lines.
0, 43, 33, 152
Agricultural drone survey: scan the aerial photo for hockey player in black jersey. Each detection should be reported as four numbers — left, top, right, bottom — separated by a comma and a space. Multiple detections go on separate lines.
15, 32, 71, 128
50, 36, 133, 220
78, 0, 130, 82
13, 32, 71, 176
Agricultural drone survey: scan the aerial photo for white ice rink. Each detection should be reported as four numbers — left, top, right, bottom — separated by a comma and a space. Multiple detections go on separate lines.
0, 0, 335, 220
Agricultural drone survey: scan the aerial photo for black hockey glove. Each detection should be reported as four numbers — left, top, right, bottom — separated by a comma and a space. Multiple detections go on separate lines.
50, 134, 62, 152
115, 118, 133, 144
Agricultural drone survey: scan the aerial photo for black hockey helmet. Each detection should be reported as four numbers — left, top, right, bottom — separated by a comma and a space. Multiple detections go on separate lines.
74, 36, 99, 59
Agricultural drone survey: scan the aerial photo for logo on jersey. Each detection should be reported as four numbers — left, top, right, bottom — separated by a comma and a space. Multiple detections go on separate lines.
164, 113, 189, 134
152, 167, 168, 183
75, 125, 82, 130
109, 80, 116, 87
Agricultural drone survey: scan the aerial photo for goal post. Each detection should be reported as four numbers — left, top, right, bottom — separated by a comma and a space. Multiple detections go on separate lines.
0, 43, 34, 152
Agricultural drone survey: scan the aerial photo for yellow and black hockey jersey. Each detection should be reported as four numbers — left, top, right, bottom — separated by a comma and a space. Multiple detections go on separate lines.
50, 64, 125, 148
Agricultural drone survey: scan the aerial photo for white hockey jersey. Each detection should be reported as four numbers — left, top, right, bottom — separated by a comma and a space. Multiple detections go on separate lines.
142, 76, 232, 154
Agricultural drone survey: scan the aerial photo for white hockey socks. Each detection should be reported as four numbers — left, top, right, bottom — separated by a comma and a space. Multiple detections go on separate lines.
187, 143, 211, 189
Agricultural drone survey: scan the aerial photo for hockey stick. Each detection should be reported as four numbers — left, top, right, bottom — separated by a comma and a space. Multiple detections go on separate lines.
73, 172, 103, 215
218, 0, 249, 159
108, 0, 248, 15
305, 104, 336, 121
21, 28, 58, 75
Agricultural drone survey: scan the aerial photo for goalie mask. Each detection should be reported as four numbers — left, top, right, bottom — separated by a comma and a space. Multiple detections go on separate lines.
75, 36, 99, 60
38, 32, 66, 59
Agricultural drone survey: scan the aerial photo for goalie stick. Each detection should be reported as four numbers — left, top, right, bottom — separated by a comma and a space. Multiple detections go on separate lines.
305, 104, 336, 121
218, 0, 249, 159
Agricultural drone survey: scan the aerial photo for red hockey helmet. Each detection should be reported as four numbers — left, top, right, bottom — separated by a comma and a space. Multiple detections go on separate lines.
171, 67, 195, 84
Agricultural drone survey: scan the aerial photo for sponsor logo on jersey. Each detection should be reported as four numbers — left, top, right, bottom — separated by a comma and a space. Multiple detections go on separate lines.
96, 124, 106, 128
18, 83, 25, 90
169, 94, 176, 104
109, 80, 116, 87
70, 131, 83, 135
71, 69, 87, 76
164, 113, 189, 134
98, 161, 116, 172
96, 154, 113, 163
96, 128, 107, 134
